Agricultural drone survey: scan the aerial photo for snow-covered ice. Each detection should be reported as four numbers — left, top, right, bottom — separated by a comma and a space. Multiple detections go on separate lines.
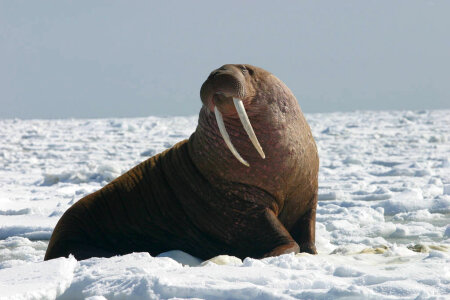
0, 110, 449, 299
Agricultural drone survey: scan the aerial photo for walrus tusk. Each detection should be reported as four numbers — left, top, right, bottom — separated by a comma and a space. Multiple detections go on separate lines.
214, 106, 250, 167
233, 98, 266, 159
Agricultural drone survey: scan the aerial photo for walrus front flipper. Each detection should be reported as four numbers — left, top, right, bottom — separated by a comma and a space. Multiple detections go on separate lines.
252, 208, 300, 258
289, 193, 318, 255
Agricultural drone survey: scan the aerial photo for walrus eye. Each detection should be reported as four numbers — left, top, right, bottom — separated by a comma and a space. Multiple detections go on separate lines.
239, 65, 247, 74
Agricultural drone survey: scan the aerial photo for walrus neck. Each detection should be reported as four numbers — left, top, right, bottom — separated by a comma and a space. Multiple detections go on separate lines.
188, 97, 307, 205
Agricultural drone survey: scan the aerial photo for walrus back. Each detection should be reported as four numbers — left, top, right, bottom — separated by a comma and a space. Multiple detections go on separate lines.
45, 140, 196, 260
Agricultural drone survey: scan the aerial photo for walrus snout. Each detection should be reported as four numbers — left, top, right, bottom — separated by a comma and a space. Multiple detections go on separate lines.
200, 67, 246, 111
200, 64, 265, 167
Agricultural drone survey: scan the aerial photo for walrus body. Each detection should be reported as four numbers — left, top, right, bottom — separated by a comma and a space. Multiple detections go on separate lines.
44, 64, 319, 261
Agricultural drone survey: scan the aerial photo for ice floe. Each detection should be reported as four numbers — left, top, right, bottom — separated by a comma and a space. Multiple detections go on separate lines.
0, 110, 449, 299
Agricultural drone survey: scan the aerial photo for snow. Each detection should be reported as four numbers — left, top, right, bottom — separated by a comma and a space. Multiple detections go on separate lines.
0, 110, 449, 299
0, 255, 77, 299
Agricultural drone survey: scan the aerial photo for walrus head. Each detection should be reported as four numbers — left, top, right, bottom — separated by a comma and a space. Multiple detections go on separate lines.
200, 64, 267, 167
192, 64, 315, 206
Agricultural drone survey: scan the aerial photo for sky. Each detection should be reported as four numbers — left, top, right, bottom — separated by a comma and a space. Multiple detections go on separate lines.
1, 0, 449, 119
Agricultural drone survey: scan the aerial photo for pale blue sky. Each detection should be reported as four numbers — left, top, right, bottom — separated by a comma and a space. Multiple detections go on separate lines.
1, 0, 449, 119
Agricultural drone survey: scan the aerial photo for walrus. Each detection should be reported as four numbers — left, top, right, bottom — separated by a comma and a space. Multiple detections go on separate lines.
44, 64, 319, 261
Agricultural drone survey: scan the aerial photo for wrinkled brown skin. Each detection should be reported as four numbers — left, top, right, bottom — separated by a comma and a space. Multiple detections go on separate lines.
44, 64, 319, 261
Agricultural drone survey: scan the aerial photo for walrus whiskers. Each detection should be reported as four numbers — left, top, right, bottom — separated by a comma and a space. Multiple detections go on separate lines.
233, 98, 266, 159
214, 106, 250, 167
